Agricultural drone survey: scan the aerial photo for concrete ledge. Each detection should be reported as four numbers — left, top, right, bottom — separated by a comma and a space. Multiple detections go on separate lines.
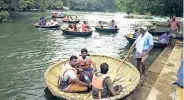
146, 43, 183, 100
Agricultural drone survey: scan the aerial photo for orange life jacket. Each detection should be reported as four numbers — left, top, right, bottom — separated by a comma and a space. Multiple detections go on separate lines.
78, 57, 92, 68
92, 73, 109, 99
59, 63, 77, 89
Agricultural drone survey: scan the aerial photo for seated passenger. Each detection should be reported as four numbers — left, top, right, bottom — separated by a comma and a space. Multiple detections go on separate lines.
58, 55, 91, 93
92, 63, 123, 99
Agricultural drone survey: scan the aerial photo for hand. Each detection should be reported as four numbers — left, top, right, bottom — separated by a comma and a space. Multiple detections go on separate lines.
119, 85, 123, 91
78, 68, 83, 72
88, 83, 92, 88
142, 52, 148, 57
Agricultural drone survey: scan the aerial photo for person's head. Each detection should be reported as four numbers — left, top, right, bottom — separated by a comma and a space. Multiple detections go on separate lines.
111, 19, 114, 22
135, 28, 140, 33
69, 24, 73, 28
100, 63, 109, 74
166, 31, 170, 35
172, 15, 176, 21
69, 55, 78, 67
83, 21, 86, 24
99, 21, 102, 24
140, 26, 147, 34
52, 16, 55, 19
76, 16, 77, 18
81, 48, 88, 59
153, 23, 156, 25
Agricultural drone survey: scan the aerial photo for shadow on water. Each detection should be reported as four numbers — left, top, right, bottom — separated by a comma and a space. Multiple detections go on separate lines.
44, 88, 61, 100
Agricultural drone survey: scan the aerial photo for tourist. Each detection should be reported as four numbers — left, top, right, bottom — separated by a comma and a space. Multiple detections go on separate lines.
58, 55, 91, 93
91, 63, 123, 99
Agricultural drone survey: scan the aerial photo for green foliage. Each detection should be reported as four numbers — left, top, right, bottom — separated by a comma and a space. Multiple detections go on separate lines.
116, 0, 183, 17
0, 11, 10, 22
67, 0, 116, 11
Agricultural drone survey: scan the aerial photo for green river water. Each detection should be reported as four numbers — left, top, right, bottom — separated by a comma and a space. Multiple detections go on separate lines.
0, 11, 164, 100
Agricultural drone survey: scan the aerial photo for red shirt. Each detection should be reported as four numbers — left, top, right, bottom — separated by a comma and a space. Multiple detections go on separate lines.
82, 24, 87, 31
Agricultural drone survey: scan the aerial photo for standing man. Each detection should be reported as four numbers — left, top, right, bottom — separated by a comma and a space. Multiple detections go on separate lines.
169, 15, 180, 37
127, 26, 154, 83
168, 15, 180, 47
59, 55, 91, 93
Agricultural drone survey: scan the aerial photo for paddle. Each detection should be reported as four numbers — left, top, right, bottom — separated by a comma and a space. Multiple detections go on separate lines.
112, 54, 130, 83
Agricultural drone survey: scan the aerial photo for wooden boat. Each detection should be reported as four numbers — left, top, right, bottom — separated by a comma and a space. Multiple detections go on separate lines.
62, 29, 93, 36
62, 20, 80, 23
44, 55, 140, 100
95, 27, 119, 33
125, 34, 168, 48
35, 23, 60, 29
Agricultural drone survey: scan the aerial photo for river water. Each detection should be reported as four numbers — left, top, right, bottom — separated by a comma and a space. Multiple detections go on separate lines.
0, 11, 164, 100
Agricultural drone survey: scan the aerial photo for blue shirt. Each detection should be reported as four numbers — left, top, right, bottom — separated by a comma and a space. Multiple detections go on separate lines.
176, 58, 184, 87
133, 33, 138, 38
143, 34, 154, 50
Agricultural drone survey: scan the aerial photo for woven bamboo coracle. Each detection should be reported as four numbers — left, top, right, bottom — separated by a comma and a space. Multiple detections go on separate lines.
44, 55, 140, 100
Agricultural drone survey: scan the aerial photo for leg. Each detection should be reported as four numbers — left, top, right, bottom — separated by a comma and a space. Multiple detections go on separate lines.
136, 58, 142, 74
141, 55, 147, 79
65, 83, 88, 93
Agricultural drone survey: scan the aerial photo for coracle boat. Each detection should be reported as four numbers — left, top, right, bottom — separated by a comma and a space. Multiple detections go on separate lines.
62, 20, 80, 23
95, 27, 119, 33
125, 34, 169, 48
44, 55, 140, 100
61, 29, 93, 36
148, 30, 166, 36
34, 23, 60, 29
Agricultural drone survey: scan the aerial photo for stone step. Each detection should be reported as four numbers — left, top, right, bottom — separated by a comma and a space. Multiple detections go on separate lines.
146, 42, 183, 100
125, 47, 172, 100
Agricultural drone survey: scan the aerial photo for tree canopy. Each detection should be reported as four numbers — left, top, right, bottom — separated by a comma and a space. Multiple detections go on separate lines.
116, 0, 183, 17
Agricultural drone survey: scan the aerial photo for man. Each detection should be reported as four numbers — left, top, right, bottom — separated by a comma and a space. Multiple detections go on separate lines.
127, 26, 154, 82
169, 15, 180, 38
168, 15, 180, 47
59, 55, 91, 93
92, 63, 123, 99
78, 48, 96, 70
78, 48, 96, 83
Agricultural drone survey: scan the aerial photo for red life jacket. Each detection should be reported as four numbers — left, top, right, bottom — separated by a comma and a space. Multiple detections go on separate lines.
92, 73, 109, 99
78, 57, 92, 68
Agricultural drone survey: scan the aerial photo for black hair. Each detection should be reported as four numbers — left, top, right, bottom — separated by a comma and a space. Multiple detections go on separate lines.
99, 21, 101, 24
153, 23, 156, 25
100, 63, 109, 74
135, 29, 138, 32
111, 19, 114, 22
83, 21, 86, 24
69, 24, 73, 28
81, 48, 88, 53
70, 55, 78, 61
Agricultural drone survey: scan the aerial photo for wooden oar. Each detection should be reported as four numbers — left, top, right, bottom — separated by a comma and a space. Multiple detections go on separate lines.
112, 54, 130, 83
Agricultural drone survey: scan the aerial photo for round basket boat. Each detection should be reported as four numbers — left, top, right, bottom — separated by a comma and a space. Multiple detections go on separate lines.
62, 29, 93, 36
125, 34, 168, 48
62, 20, 80, 23
44, 55, 140, 100
148, 30, 166, 36
35, 23, 60, 29
95, 27, 119, 33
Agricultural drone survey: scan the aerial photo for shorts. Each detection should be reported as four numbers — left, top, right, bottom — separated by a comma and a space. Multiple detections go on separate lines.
170, 30, 178, 38
134, 50, 148, 59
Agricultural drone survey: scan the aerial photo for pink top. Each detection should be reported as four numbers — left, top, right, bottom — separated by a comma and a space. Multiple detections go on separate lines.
169, 20, 179, 31
82, 24, 87, 31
